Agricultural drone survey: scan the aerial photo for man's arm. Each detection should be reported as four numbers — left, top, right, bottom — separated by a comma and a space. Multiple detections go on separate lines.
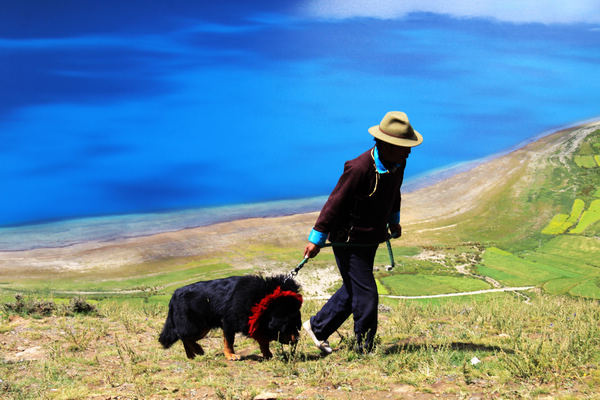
304, 161, 362, 258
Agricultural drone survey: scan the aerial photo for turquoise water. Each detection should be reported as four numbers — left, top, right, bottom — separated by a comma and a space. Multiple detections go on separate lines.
1, 7, 600, 229
2, 116, 595, 252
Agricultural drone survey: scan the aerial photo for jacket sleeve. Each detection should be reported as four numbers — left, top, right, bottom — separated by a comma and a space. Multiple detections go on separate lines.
308, 161, 362, 246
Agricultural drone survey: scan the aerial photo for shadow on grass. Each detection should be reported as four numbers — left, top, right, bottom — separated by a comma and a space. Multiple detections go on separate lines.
384, 341, 514, 355
239, 352, 327, 362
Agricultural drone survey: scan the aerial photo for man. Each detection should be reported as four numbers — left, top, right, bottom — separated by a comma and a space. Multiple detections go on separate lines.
302, 111, 423, 353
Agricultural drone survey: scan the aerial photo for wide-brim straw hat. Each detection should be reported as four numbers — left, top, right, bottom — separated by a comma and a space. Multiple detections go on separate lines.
368, 111, 423, 147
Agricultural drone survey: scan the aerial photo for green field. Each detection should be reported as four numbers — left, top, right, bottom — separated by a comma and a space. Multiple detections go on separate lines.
540, 212, 571, 235
574, 155, 598, 168
379, 274, 490, 296
570, 199, 600, 234
476, 247, 565, 287
541, 197, 585, 234
477, 234, 600, 296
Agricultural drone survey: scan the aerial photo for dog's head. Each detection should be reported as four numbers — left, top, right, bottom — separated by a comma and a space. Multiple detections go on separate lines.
247, 277, 303, 343
259, 296, 302, 344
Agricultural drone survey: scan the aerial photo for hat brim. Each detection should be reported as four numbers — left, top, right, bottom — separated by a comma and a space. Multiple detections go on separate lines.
368, 125, 423, 147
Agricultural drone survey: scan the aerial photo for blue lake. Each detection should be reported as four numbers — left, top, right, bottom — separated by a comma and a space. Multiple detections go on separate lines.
1, 7, 599, 238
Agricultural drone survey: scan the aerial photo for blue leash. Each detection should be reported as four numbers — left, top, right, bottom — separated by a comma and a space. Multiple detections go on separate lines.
287, 233, 399, 280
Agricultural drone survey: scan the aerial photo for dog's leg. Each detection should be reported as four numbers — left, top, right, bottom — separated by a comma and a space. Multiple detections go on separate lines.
191, 341, 204, 356
183, 329, 211, 359
223, 330, 240, 361
257, 338, 273, 359
182, 339, 198, 359
192, 328, 210, 356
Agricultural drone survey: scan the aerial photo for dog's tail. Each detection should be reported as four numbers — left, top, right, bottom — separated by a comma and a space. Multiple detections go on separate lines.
158, 301, 178, 349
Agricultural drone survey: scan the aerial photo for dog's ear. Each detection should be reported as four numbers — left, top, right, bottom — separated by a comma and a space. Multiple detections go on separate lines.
270, 275, 298, 291
279, 277, 301, 293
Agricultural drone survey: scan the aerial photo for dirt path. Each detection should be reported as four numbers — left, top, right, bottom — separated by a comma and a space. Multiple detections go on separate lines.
275, 286, 536, 301
379, 286, 535, 299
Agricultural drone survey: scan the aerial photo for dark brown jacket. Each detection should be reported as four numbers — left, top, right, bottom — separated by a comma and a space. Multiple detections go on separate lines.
311, 148, 405, 244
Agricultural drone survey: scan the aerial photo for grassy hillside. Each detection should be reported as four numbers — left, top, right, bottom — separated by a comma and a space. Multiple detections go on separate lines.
472, 128, 600, 298
1, 125, 600, 399
1, 293, 599, 399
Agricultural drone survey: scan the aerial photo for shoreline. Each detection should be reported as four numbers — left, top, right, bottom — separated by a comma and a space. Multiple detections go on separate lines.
403, 116, 600, 192
0, 119, 597, 275
1, 118, 598, 252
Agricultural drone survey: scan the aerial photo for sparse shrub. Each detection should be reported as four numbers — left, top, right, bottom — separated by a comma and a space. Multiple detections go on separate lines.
3, 294, 55, 316
2, 294, 99, 317
67, 296, 98, 315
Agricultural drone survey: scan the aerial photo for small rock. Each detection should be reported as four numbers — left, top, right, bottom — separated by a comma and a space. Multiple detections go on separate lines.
4, 346, 45, 362
393, 385, 415, 393
378, 304, 392, 313
254, 393, 280, 400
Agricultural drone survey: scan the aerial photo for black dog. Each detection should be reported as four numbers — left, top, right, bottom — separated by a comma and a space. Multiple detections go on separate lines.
159, 275, 302, 360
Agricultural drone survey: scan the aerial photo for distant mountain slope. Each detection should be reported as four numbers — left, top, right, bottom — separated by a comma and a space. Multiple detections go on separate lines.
399, 122, 600, 298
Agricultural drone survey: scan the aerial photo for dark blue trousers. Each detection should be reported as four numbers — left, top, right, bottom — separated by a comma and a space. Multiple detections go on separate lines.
310, 244, 379, 352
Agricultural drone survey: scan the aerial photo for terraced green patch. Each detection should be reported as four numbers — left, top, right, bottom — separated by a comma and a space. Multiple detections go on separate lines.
379, 273, 490, 296
595, 155, 600, 167
540, 198, 585, 235
542, 277, 600, 299
544, 276, 600, 299
477, 247, 564, 286
569, 277, 600, 299
541, 213, 571, 235
570, 199, 600, 234
478, 235, 600, 299
543, 277, 582, 295
574, 155, 598, 168
535, 235, 600, 267
567, 199, 585, 223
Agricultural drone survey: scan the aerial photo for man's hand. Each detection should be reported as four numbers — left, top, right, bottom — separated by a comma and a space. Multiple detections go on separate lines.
304, 242, 321, 258
389, 223, 402, 238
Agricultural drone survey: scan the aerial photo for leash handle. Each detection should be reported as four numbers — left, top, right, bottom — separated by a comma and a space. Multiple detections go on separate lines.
386, 239, 395, 270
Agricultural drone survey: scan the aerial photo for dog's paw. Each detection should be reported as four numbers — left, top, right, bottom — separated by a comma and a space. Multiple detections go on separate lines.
226, 353, 241, 361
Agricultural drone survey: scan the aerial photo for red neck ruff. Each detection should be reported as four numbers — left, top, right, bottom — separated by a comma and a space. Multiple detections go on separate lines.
247, 286, 303, 339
